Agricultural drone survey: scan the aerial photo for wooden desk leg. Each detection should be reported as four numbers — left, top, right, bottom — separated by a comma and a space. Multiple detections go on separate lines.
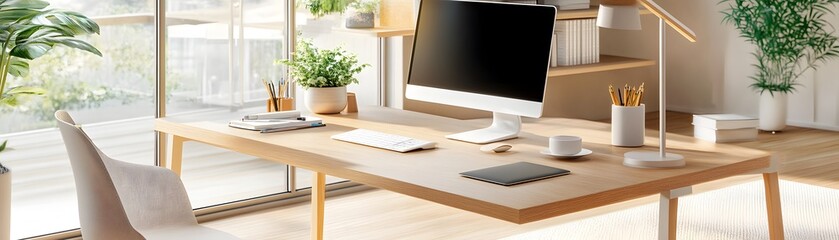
659, 187, 691, 240
169, 135, 186, 177
763, 172, 785, 240
658, 195, 678, 240
312, 172, 326, 240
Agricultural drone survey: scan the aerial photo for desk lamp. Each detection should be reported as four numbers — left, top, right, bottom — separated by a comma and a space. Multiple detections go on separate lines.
597, 0, 697, 168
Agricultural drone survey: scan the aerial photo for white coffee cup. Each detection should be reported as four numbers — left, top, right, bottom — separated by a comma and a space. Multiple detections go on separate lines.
549, 135, 582, 155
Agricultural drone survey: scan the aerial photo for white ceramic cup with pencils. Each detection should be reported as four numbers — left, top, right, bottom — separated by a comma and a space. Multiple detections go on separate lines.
612, 104, 645, 147
608, 83, 646, 147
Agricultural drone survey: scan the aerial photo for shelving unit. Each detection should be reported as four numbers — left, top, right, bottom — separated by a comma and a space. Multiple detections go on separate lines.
555, 6, 651, 20
548, 55, 655, 77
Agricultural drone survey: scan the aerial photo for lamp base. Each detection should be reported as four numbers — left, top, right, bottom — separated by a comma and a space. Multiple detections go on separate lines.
623, 151, 685, 168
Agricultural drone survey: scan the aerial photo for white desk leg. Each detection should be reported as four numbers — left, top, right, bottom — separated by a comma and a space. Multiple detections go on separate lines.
659, 187, 692, 240
763, 172, 784, 240
312, 172, 326, 240
169, 135, 187, 177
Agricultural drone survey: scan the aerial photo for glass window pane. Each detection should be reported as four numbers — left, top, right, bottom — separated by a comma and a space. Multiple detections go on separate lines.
166, 0, 292, 208
2, 1, 155, 238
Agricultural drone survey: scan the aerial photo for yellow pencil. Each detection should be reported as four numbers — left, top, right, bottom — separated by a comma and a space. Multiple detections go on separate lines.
608, 85, 619, 105
623, 84, 629, 106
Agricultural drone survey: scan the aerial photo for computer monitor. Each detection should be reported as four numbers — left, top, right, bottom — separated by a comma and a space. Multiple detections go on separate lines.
406, 0, 557, 144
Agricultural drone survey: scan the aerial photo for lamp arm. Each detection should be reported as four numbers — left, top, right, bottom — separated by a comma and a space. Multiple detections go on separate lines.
638, 0, 697, 42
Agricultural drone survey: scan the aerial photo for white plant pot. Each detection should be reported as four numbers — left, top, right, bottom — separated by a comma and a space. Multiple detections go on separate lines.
305, 87, 348, 114
759, 92, 787, 131
1, 168, 10, 240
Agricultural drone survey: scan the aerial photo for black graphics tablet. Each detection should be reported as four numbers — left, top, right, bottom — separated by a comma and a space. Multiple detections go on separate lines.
460, 162, 571, 186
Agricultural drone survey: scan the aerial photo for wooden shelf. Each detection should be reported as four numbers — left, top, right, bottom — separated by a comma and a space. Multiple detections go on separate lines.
333, 27, 415, 38
335, 7, 651, 38
556, 6, 652, 20
548, 55, 655, 77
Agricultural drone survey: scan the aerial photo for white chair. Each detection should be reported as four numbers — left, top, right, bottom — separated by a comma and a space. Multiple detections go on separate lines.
55, 110, 239, 240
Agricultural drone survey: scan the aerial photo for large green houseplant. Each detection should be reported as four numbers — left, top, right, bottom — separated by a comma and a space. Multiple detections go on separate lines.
1, 1, 101, 237
1, 0, 101, 170
277, 38, 369, 114
720, 0, 839, 131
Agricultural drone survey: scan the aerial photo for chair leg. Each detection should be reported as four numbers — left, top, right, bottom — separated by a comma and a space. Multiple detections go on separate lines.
312, 172, 326, 240
763, 172, 785, 240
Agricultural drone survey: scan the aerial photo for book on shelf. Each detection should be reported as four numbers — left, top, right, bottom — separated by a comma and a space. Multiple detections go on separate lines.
229, 116, 324, 132
550, 18, 600, 67
693, 126, 757, 143
692, 114, 758, 130
541, 0, 590, 10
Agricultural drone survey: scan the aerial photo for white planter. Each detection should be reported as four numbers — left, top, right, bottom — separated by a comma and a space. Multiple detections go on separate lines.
305, 87, 348, 114
759, 92, 787, 132
1, 168, 10, 240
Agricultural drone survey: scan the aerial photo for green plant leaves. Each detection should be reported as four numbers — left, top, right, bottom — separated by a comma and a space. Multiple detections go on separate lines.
278, 39, 370, 89
7, 57, 28, 77
720, 0, 839, 94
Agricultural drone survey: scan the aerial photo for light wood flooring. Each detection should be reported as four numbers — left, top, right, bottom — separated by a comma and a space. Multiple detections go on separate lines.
203, 111, 839, 239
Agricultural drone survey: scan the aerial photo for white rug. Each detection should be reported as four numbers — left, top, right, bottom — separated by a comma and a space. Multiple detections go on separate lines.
504, 180, 839, 240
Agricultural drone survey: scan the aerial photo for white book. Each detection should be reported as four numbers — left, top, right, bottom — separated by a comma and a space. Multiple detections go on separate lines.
594, 18, 600, 63
229, 116, 323, 131
556, 20, 570, 66
572, 20, 578, 65
694, 126, 758, 143
584, 19, 591, 64
692, 114, 759, 130
581, 19, 587, 65
550, 33, 558, 67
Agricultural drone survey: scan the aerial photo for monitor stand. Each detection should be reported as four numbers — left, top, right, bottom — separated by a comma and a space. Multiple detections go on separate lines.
446, 112, 521, 144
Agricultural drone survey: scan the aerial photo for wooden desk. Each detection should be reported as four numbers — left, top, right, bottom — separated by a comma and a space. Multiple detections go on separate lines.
155, 107, 783, 240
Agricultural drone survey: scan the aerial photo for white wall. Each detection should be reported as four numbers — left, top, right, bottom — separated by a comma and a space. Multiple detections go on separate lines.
657, 0, 839, 130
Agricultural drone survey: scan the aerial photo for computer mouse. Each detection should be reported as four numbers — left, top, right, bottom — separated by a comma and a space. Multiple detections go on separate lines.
480, 143, 512, 153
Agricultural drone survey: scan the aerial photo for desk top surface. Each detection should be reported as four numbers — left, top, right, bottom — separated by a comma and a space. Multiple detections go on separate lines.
155, 106, 770, 224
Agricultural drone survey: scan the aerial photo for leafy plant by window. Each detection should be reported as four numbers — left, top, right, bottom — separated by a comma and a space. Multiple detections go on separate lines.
302, 0, 351, 18
1, 0, 101, 172
276, 39, 369, 89
348, 0, 380, 14
720, 0, 839, 95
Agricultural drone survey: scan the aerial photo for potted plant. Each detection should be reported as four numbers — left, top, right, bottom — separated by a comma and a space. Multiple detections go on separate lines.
345, 0, 380, 28
720, 0, 839, 132
303, 0, 352, 18
277, 39, 369, 114
1, 1, 101, 238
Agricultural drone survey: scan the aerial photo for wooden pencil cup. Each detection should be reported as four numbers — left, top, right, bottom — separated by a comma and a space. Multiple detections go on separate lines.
268, 97, 295, 112
343, 92, 358, 113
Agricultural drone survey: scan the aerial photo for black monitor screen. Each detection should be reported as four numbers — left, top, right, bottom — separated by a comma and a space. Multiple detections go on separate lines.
407, 0, 556, 103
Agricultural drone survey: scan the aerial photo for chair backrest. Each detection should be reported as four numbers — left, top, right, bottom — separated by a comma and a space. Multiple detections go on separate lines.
55, 110, 144, 240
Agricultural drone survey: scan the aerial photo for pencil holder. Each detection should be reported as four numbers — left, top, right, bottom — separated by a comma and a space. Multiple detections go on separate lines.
611, 104, 645, 147
268, 97, 295, 112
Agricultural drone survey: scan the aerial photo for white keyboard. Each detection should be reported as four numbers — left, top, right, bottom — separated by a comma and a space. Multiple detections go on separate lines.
331, 129, 437, 152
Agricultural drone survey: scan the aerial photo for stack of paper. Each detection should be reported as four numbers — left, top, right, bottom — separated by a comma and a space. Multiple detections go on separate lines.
692, 114, 758, 143
229, 110, 325, 133
542, 0, 590, 10
550, 18, 599, 67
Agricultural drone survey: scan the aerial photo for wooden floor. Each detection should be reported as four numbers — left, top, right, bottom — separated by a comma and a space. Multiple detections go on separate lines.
203, 111, 839, 239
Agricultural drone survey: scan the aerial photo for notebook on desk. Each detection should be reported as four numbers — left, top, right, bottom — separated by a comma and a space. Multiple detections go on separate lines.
460, 162, 570, 186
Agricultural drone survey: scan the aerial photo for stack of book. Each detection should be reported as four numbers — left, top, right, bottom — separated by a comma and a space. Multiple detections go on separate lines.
550, 18, 599, 67
229, 110, 325, 133
542, 0, 591, 10
692, 114, 758, 143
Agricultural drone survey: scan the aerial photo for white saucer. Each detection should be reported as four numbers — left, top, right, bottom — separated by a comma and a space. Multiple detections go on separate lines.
540, 148, 592, 159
